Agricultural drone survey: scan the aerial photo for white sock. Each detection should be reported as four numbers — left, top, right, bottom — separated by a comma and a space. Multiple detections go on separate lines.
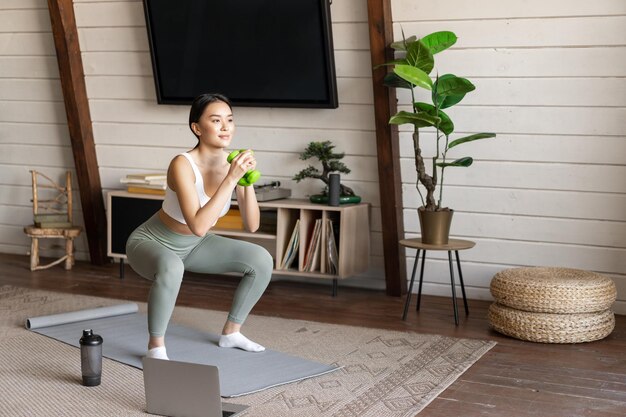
146, 346, 169, 360
219, 332, 265, 352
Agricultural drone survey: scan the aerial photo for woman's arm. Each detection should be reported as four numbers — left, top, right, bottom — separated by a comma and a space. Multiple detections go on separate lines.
236, 184, 260, 233
169, 155, 238, 236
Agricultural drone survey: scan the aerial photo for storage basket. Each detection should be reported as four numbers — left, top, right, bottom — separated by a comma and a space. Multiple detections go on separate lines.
488, 302, 615, 344
490, 267, 616, 314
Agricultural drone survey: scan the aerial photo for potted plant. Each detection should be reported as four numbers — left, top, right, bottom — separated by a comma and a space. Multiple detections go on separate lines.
382, 30, 495, 244
293, 141, 361, 204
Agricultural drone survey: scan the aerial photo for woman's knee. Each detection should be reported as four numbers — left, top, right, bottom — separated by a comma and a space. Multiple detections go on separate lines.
252, 246, 274, 282
154, 258, 185, 289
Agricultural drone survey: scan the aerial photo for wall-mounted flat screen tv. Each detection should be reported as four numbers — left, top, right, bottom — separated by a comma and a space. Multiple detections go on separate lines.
143, 0, 338, 108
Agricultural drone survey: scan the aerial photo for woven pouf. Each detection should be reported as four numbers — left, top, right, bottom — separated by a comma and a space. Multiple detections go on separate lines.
488, 303, 615, 343
488, 267, 617, 343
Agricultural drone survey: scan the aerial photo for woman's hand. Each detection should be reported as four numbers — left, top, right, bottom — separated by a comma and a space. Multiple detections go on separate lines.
227, 150, 256, 182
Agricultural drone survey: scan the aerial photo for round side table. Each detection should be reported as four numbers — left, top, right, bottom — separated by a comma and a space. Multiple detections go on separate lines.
399, 238, 476, 325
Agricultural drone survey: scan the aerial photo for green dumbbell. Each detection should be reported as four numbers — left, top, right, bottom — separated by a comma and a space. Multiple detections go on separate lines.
227, 149, 261, 186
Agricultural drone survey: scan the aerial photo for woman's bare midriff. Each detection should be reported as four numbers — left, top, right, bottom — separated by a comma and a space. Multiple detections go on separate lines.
158, 209, 195, 235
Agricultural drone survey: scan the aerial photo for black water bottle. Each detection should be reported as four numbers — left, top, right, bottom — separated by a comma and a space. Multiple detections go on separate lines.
328, 173, 340, 206
80, 329, 103, 386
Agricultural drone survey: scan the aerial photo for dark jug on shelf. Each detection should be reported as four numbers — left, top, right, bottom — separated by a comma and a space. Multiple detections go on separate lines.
79, 329, 103, 386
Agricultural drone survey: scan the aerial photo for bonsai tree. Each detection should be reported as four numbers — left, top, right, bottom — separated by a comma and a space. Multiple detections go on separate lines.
383, 30, 496, 211
293, 141, 355, 197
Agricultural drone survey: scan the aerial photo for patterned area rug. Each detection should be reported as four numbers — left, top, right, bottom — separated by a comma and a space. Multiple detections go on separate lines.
0, 286, 495, 416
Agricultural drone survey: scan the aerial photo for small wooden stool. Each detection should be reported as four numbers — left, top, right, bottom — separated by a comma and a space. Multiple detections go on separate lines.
23, 226, 82, 270
23, 170, 82, 271
400, 238, 476, 325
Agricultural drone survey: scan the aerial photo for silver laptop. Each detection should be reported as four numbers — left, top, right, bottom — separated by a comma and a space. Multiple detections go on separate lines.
143, 357, 248, 417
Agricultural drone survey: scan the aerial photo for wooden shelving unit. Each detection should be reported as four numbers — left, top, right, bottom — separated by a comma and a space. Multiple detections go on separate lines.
107, 191, 370, 292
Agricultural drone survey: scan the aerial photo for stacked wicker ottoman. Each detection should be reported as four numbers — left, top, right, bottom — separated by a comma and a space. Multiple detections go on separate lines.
488, 267, 616, 343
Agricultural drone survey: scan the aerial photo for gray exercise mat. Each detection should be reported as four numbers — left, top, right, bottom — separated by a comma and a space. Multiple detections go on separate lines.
26, 304, 339, 397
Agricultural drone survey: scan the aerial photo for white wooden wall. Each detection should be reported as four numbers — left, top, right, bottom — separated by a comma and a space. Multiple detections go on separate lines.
0, 0, 90, 259
392, 0, 626, 313
1, 0, 624, 313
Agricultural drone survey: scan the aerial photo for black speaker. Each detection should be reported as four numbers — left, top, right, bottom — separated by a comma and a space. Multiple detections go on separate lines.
328, 173, 340, 206
110, 196, 162, 255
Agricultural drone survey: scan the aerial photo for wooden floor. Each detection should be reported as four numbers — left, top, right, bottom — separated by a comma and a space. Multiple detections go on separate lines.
1, 253, 625, 417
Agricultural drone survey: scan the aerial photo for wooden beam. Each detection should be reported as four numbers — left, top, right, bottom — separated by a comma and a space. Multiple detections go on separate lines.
367, 0, 407, 296
47, 0, 107, 264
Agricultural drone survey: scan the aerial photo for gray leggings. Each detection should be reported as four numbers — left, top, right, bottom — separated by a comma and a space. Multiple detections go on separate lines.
126, 213, 273, 337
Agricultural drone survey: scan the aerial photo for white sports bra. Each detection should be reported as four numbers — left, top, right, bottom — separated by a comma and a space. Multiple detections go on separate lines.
162, 153, 230, 224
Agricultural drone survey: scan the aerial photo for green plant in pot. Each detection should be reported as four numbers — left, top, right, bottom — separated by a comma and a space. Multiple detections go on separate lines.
293, 141, 361, 204
382, 30, 495, 244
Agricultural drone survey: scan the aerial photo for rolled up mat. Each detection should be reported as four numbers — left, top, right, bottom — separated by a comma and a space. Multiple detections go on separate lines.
26, 303, 139, 330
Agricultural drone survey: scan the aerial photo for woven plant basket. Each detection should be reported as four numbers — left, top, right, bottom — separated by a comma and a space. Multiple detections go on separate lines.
490, 267, 616, 314
488, 303, 615, 343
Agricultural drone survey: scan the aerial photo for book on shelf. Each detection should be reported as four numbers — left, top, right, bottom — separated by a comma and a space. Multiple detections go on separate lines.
300, 219, 316, 270
280, 219, 300, 270
214, 209, 244, 230
126, 186, 166, 196
213, 219, 244, 230
124, 173, 167, 181
319, 219, 326, 274
309, 227, 322, 272
125, 182, 166, 190
121, 172, 167, 190
122, 179, 167, 187
303, 219, 322, 272
325, 218, 339, 275
122, 176, 166, 182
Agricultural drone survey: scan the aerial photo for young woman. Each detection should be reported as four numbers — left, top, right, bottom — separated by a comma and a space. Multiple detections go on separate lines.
126, 93, 273, 360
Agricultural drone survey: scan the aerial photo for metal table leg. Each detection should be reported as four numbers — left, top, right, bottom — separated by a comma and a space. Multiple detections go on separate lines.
448, 251, 459, 325
332, 278, 338, 297
402, 249, 420, 320
120, 259, 125, 279
455, 250, 469, 316
416, 249, 427, 311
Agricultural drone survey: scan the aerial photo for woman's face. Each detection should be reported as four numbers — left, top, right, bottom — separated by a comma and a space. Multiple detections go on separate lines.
193, 101, 235, 149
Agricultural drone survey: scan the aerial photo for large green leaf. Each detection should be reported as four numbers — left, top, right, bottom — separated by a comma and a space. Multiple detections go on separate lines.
436, 74, 475, 96
447, 133, 496, 150
383, 72, 412, 89
406, 40, 434, 74
414, 102, 454, 135
389, 110, 440, 127
438, 93, 465, 109
421, 31, 457, 54
433, 74, 475, 108
436, 157, 473, 168
394, 65, 433, 90
390, 35, 417, 51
